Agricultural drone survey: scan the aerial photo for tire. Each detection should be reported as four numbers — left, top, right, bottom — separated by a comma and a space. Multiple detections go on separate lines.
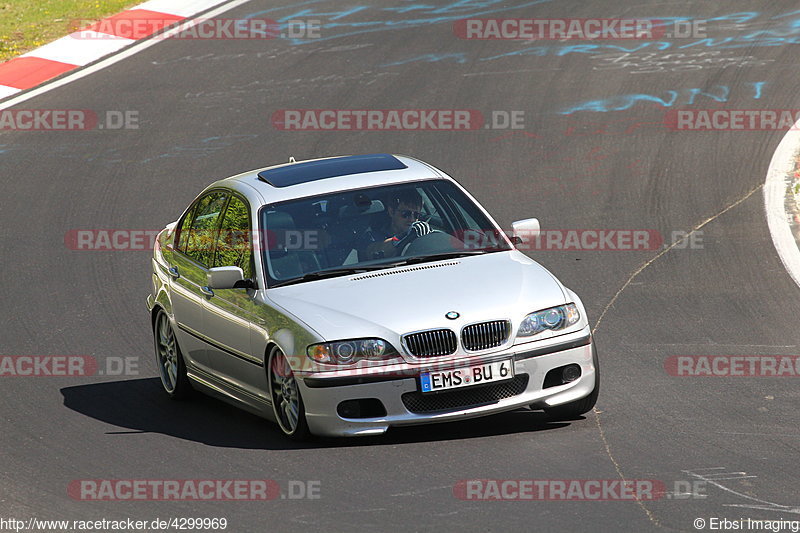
544, 344, 599, 420
268, 346, 310, 440
153, 309, 193, 399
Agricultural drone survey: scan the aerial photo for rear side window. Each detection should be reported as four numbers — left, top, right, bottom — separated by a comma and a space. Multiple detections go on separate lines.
213, 195, 254, 279
186, 191, 229, 267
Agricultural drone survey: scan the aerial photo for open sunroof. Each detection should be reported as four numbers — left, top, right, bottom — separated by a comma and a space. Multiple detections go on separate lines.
257, 154, 408, 187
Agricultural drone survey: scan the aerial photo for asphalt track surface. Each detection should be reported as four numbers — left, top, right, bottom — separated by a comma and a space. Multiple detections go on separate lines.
1, 1, 800, 532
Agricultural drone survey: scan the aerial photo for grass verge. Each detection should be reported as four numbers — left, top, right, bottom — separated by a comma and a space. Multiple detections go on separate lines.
0, 0, 140, 62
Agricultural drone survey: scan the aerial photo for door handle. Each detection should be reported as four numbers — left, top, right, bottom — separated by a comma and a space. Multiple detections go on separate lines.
200, 286, 215, 297
168, 266, 180, 279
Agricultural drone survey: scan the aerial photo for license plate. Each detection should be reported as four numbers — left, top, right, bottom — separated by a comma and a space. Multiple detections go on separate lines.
419, 359, 514, 393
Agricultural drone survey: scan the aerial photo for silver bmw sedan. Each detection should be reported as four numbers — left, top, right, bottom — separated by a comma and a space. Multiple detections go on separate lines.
147, 154, 598, 439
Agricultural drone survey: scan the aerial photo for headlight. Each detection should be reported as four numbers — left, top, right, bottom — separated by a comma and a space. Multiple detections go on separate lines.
517, 303, 580, 337
307, 339, 399, 365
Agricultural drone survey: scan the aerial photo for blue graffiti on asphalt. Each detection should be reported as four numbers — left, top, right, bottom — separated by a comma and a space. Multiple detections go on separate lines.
751, 81, 766, 100
480, 42, 669, 62
383, 53, 469, 66
243, 0, 553, 44
559, 82, 766, 114
378, 10, 800, 66
481, 29, 800, 63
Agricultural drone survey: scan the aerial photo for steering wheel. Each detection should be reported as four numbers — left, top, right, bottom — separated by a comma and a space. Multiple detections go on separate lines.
399, 229, 450, 256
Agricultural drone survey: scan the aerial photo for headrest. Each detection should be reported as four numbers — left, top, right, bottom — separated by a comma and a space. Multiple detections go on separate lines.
265, 211, 296, 231
338, 199, 385, 218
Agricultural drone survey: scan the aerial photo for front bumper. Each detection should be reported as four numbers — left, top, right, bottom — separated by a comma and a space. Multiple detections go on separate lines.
298, 327, 597, 437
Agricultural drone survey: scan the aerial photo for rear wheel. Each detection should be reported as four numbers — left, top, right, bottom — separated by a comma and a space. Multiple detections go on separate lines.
153, 309, 192, 399
544, 345, 599, 420
268, 346, 310, 440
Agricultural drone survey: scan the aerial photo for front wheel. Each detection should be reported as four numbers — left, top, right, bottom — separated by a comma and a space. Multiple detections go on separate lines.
268, 346, 310, 440
153, 309, 193, 399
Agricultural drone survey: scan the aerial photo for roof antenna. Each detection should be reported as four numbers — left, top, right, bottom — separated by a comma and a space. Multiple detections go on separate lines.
288, 156, 296, 163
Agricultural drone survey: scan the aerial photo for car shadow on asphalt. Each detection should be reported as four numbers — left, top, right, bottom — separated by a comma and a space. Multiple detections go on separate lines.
61, 378, 574, 450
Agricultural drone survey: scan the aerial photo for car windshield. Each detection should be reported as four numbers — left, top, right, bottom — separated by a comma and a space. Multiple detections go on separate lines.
259, 179, 512, 286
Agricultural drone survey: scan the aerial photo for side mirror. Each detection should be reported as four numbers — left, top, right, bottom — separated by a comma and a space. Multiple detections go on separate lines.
207, 266, 247, 289
511, 218, 540, 245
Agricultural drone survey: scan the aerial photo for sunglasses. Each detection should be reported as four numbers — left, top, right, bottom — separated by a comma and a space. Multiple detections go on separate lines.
398, 209, 423, 219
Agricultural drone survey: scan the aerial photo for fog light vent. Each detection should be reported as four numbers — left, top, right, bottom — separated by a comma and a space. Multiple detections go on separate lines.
543, 364, 582, 389
337, 399, 387, 419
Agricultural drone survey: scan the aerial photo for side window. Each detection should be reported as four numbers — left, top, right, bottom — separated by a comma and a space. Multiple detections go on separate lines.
213, 195, 254, 279
186, 191, 229, 267
176, 202, 197, 253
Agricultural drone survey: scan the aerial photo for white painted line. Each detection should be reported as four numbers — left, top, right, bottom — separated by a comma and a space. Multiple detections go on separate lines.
764, 120, 800, 289
135, 0, 229, 17
0, 0, 251, 111
684, 468, 799, 515
0, 85, 21, 99
22, 32, 135, 67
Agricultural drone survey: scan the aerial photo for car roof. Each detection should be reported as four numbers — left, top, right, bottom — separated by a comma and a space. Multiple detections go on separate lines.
220, 154, 448, 204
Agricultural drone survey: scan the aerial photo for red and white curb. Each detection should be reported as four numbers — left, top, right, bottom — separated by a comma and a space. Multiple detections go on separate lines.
0, 0, 233, 101
765, 118, 800, 289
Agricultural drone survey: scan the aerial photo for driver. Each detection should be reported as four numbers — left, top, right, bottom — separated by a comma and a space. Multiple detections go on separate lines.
361, 189, 432, 259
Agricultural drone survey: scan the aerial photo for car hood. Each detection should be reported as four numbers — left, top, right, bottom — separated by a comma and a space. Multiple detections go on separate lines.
266, 250, 568, 343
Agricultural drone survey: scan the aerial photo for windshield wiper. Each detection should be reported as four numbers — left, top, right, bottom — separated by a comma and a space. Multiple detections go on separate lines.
269, 266, 391, 288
